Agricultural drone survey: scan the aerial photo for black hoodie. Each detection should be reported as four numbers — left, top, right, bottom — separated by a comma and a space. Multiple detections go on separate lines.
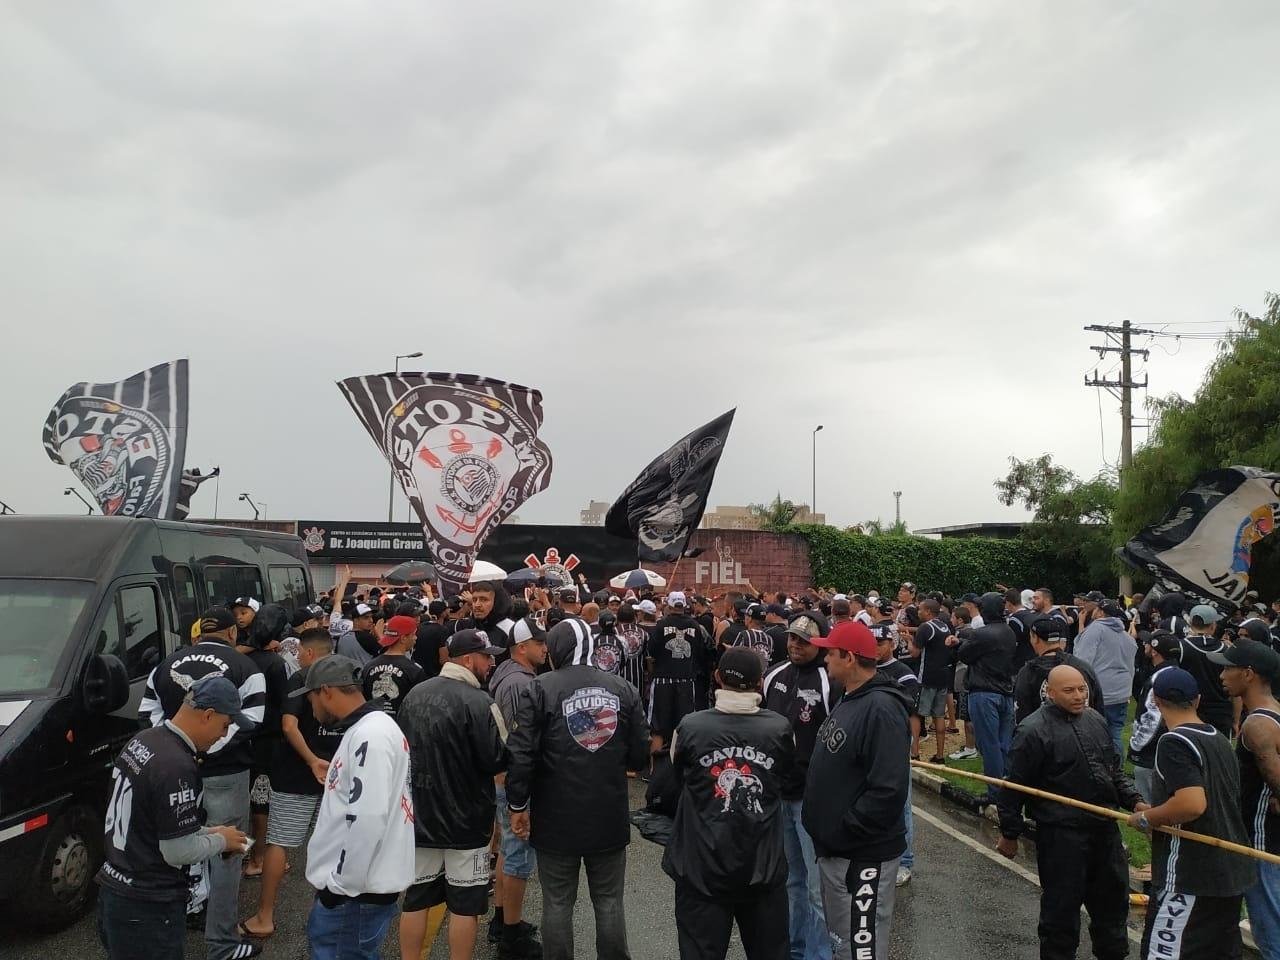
506, 617, 650, 856
802, 673, 912, 863
957, 593, 1017, 696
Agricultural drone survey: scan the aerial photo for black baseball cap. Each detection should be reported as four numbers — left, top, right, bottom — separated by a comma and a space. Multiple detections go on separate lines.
733, 598, 753, 616
1082, 590, 1106, 604
959, 593, 980, 605
718, 647, 763, 690
445, 596, 465, 612
1152, 666, 1199, 704
766, 603, 788, 618
873, 597, 894, 615
395, 601, 423, 618
289, 606, 320, 629
559, 587, 580, 604
186, 674, 256, 729
1145, 631, 1183, 661
747, 603, 767, 622
447, 628, 504, 658
199, 607, 237, 634
1030, 617, 1068, 643
289, 655, 363, 696
1207, 639, 1280, 678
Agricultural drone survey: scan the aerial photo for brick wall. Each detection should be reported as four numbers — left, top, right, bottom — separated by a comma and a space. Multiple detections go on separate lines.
643, 528, 813, 596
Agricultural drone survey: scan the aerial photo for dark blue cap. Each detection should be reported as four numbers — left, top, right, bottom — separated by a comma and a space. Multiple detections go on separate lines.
1152, 666, 1199, 703
186, 674, 255, 730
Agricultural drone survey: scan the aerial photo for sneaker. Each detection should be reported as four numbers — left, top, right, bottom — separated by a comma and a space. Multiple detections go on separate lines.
488, 917, 504, 944
499, 926, 544, 960
895, 866, 912, 887
228, 943, 263, 960
185, 907, 206, 931
948, 747, 978, 760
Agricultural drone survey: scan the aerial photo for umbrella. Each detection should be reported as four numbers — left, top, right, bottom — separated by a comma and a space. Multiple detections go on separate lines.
610, 568, 667, 590
384, 560, 437, 585
468, 560, 508, 583
503, 568, 541, 591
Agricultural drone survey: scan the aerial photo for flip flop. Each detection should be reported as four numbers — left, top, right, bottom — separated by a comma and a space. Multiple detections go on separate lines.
238, 919, 275, 940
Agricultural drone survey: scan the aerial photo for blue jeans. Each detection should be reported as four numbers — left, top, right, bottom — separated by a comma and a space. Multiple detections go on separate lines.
968, 691, 1014, 802
97, 888, 186, 960
1246, 861, 1280, 960
781, 799, 830, 960
902, 780, 914, 871
1103, 702, 1128, 759
306, 896, 399, 960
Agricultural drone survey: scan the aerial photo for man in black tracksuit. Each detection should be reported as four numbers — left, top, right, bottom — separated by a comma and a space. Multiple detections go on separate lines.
803, 622, 912, 960
1013, 617, 1105, 725
997, 664, 1146, 960
506, 617, 650, 960
664, 648, 795, 960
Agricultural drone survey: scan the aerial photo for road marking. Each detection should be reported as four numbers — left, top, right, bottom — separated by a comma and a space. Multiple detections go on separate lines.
911, 805, 1143, 947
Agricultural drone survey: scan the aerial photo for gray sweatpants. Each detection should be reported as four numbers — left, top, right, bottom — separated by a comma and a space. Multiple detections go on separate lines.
202, 770, 249, 960
818, 855, 899, 960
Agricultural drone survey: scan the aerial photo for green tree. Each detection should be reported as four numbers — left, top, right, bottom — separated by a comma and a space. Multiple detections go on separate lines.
749, 493, 801, 532
995, 454, 1118, 589
1114, 293, 1280, 541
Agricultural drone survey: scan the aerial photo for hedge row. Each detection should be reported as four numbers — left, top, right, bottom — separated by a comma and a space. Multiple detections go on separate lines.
791, 525, 1090, 599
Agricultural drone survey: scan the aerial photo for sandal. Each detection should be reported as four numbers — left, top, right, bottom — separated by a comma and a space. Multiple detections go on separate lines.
238, 919, 275, 940
928, 755, 946, 764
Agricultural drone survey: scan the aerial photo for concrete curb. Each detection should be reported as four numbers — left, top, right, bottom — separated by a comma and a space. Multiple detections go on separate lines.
912, 766, 1261, 955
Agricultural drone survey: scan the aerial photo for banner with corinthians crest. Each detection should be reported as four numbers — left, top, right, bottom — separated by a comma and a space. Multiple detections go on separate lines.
606, 409, 735, 563
338, 372, 554, 594
42, 360, 190, 519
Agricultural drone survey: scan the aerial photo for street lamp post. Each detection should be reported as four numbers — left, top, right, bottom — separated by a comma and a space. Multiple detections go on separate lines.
812, 425, 824, 517
64, 487, 94, 514
389, 352, 424, 522
239, 492, 261, 521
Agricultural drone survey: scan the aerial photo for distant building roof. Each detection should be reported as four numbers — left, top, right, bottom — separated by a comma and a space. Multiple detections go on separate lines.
913, 522, 1027, 539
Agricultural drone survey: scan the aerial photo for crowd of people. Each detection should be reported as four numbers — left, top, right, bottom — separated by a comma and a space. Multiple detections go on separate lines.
94, 563, 1280, 960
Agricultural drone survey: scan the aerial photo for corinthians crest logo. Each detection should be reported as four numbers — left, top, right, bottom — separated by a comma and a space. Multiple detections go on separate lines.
524, 547, 580, 588
708, 758, 765, 815
49, 397, 172, 517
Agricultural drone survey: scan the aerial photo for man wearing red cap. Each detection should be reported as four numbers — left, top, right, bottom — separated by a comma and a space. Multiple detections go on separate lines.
362, 615, 427, 717
802, 622, 912, 960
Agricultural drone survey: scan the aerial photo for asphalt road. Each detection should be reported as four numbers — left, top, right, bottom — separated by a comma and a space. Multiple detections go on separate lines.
1, 782, 1143, 959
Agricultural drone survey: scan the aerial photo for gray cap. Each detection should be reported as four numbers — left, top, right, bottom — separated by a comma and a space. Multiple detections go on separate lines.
1189, 603, 1222, 625
289, 655, 363, 696
186, 674, 256, 730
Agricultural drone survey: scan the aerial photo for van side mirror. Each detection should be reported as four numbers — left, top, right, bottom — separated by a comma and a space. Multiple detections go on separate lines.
84, 654, 130, 714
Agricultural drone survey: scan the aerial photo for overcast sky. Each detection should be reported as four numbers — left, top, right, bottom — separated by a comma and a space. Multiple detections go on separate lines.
2, 1, 1277, 531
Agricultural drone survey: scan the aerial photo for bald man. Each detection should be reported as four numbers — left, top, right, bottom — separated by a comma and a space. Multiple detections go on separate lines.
996, 666, 1147, 960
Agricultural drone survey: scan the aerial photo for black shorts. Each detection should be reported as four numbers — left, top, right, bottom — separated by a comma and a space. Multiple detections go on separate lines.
250, 738, 277, 814
648, 678, 695, 739
1141, 890, 1243, 959
403, 847, 490, 917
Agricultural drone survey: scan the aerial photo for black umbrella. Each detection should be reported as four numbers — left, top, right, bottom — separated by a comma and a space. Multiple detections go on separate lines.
503, 568, 541, 591
384, 560, 437, 585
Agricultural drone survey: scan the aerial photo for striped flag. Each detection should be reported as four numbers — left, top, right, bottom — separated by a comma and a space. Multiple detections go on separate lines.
42, 360, 189, 519
337, 372, 553, 594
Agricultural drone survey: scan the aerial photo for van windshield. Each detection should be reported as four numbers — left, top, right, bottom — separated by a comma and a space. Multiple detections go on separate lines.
0, 579, 93, 695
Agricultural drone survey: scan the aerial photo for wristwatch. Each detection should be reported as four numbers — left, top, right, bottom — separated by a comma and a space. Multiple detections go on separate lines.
1137, 812, 1151, 831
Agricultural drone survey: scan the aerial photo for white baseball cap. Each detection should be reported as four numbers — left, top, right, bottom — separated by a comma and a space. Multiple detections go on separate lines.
667, 591, 687, 608
637, 600, 658, 616
833, 593, 848, 601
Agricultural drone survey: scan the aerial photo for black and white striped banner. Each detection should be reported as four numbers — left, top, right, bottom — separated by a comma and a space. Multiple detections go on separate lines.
42, 360, 189, 519
337, 372, 554, 594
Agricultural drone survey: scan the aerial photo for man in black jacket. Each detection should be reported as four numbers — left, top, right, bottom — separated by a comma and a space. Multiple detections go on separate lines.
763, 615, 834, 960
138, 607, 266, 960
957, 592, 1017, 804
997, 665, 1147, 960
506, 617, 650, 960
664, 648, 795, 960
648, 593, 712, 756
398, 629, 509, 960
803, 622, 912, 960
1013, 616, 1105, 725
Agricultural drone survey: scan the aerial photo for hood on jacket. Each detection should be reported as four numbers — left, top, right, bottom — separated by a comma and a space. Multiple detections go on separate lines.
476, 584, 514, 627
490, 656, 534, 690
1091, 616, 1127, 634
1240, 620, 1272, 645
979, 592, 1007, 624
845, 672, 915, 715
251, 603, 289, 648
547, 617, 596, 669
1157, 591, 1188, 620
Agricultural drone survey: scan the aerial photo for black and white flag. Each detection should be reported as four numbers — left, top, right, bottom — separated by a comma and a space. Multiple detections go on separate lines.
338, 372, 554, 594
1120, 465, 1280, 608
42, 360, 189, 519
175, 466, 220, 521
606, 409, 734, 562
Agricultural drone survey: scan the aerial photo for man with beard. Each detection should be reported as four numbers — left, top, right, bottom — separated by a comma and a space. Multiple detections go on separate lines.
398, 630, 509, 960
763, 615, 834, 960
335, 601, 380, 666
997, 666, 1147, 960
665, 648, 795, 960
1013, 617, 1105, 725
457, 580, 519, 650
506, 618, 650, 960
647, 592, 712, 756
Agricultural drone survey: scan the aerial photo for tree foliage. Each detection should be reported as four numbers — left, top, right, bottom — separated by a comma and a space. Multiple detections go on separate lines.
748, 493, 801, 532
1114, 292, 1280, 542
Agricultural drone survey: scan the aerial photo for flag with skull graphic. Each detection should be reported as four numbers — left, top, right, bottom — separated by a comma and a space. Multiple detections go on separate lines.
338, 372, 554, 594
606, 409, 735, 562
42, 359, 190, 518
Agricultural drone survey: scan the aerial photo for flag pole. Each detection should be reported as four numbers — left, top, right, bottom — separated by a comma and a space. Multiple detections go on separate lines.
912, 760, 1280, 866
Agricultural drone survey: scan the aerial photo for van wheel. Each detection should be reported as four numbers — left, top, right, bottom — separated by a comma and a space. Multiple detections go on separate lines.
18, 806, 99, 930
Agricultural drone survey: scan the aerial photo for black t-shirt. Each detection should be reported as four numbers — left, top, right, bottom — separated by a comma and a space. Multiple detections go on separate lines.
876, 658, 920, 700
96, 724, 203, 902
915, 618, 954, 690
764, 624, 789, 665
270, 670, 345, 796
362, 653, 427, 716
414, 621, 453, 680
648, 614, 708, 681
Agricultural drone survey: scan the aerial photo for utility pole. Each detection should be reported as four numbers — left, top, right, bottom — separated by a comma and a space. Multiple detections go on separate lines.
1084, 320, 1151, 596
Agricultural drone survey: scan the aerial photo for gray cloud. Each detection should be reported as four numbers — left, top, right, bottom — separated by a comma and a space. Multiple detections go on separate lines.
1, 0, 1275, 532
